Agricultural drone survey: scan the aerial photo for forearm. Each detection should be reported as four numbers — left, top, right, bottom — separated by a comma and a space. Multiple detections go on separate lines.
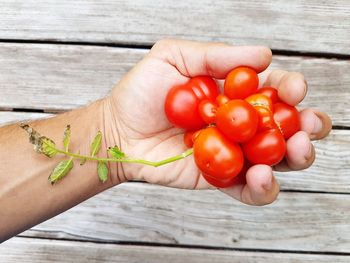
0, 99, 119, 242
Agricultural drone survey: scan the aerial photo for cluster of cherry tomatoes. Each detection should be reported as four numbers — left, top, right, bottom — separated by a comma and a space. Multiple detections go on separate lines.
165, 67, 300, 187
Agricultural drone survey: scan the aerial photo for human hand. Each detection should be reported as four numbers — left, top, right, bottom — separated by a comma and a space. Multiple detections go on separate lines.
103, 39, 332, 205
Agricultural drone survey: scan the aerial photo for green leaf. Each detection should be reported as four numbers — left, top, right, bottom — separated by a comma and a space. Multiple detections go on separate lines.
48, 159, 74, 184
20, 124, 57, 158
40, 137, 58, 158
97, 161, 108, 183
108, 146, 125, 159
90, 131, 102, 157
63, 125, 71, 152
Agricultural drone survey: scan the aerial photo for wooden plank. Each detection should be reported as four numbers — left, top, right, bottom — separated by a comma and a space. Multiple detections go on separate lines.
0, 43, 349, 126
19, 183, 350, 252
2, 237, 349, 263
276, 129, 350, 193
0, 111, 349, 193
1, 1, 350, 54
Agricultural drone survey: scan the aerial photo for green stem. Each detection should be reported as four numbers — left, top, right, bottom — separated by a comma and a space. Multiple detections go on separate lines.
54, 148, 193, 167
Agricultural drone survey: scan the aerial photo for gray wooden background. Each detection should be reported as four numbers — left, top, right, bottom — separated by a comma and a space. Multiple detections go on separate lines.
0, 1, 349, 262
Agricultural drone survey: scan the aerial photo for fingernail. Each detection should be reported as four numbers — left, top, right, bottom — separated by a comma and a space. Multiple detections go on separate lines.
311, 116, 323, 138
305, 143, 314, 161
303, 79, 308, 98
262, 176, 273, 191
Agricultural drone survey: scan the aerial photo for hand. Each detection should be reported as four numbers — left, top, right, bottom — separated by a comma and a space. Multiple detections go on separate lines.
104, 39, 332, 206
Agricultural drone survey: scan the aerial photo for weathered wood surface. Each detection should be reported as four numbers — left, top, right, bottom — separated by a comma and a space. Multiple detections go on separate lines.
0, 44, 349, 126
1, 111, 349, 193
1, 1, 350, 55
19, 183, 350, 252
2, 237, 350, 263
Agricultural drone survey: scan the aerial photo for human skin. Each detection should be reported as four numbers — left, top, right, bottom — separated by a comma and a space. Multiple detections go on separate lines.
0, 39, 332, 242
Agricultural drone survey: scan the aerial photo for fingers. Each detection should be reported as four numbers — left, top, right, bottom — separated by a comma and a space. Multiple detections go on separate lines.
262, 70, 307, 106
299, 108, 332, 140
273, 108, 332, 171
149, 39, 272, 79
274, 131, 315, 171
220, 165, 279, 206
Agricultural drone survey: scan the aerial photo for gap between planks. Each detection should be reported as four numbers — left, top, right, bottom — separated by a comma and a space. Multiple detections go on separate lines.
13, 235, 350, 256
0, 39, 350, 60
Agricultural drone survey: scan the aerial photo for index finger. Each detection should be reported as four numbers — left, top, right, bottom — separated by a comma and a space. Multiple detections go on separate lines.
149, 39, 272, 79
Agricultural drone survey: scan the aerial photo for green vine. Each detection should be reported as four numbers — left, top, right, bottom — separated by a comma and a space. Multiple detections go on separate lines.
20, 123, 193, 184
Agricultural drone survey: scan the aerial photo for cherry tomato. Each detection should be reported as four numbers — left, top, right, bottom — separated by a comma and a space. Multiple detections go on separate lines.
245, 94, 273, 111
257, 87, 280, 103
202, 158, 250, 188
183, 130, 202, 148
165, 76, 220, 130
254, 106, 278, 132
190, 76, 220, 101
216, 100, 259, 143
242, 129, 286, 166
224, 67, 259, 99
273, 102, 300, 139
198, 100, 217, 124
193, 127, 244, 185
184, 130, 195, 148
216, 94, 230, 106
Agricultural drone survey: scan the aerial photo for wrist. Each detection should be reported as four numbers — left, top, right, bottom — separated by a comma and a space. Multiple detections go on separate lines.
100, 96, 129, 185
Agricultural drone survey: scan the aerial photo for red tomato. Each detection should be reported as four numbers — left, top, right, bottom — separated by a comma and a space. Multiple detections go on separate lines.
216, 94, 230, 106
254, 106, 278, 132
183, 130, 202, 148
245, 94, 273, 111
193, 127, 244, 185
257, 87, 280, 104
165, 76, 220, 130
198, 100, 217, 124
202, 172, 243, 188
224, 67, 259, 99
216, 100, 259, 143
242, 129, 286, 166
202, 157, 250, 188
190, 76, 220, 101
184, 130, 195, 148
273, 103, 300, 139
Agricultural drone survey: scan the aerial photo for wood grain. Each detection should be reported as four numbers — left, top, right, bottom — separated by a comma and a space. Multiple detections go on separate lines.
19, 183, 350, 252
2, 237, 350, 263
1, 111, 349, 193
1, 1, 350, 54
0, 43, 349, 125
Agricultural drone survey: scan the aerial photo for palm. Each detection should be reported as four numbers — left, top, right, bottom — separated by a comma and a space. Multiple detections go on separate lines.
111, 56, 207, 189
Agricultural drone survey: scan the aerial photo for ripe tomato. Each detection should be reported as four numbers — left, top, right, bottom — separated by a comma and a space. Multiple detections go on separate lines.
198, 99, 217, 124
245, 94, 273, 111
216, 100, 258, 143
165, 76, 219, 130
193, 127, 244, 185
242, 129, 286, 166
254, 106, 278, 132
202, 157, 250, 188
184, 130, 202, 148
190, 76, 220, 101
273, 102, 300, 139
184, 130, 195, 148
224, 67, 259, 99
257, 87, 280, 104
216, 94, 230, 106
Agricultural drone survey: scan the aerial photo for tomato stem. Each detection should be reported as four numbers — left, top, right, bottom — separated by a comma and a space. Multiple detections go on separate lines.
54, 148, 193, 167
